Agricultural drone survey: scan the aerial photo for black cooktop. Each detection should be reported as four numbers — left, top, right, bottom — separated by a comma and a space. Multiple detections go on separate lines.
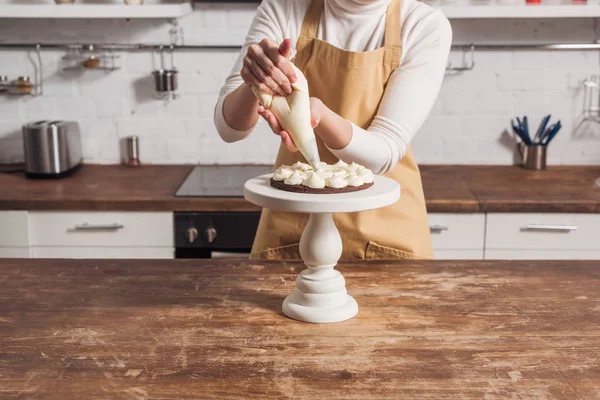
175, 165, 273, 197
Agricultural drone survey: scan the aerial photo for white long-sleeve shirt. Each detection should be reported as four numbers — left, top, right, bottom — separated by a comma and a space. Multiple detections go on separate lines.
214, 0, 452, 174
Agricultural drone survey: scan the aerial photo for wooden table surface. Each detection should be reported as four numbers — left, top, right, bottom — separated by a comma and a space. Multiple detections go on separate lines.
0, 164, 598, 212
1, 259, 599, 399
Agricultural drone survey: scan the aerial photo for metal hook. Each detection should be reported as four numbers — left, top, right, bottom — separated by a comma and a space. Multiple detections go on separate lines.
446, 44, 475, 72
35, 43, 43, 96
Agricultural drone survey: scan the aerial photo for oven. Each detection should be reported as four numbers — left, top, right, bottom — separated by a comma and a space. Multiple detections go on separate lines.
174, 212, 261, 259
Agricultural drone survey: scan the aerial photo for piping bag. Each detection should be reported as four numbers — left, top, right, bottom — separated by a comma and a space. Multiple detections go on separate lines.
251, 62, 321, 169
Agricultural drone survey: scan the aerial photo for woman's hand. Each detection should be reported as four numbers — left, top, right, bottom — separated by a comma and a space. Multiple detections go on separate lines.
258, 97, 324, 153
241, 38, 297, 97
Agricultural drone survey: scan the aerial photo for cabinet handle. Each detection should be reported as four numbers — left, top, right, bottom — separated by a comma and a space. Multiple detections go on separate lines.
429, 225, 449, 232
73, 223, 124, 231
520, 224, 578, 232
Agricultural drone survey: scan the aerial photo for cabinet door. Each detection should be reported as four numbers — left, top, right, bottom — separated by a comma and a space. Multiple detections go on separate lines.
485, 250, 600, 260
31, 246, 174, 259
30, 212, 173, 247
0, 247, 30, 258
0, 211, 29, 247
428, 213, 485, 250
486, 213, 600, 251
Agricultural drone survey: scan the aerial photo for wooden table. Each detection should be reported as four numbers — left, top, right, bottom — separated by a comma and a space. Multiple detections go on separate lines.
1, 259, 599, 399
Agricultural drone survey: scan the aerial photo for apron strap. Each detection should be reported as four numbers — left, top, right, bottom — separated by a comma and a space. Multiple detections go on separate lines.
383, 0, 402, 71
299, 0, 323, 40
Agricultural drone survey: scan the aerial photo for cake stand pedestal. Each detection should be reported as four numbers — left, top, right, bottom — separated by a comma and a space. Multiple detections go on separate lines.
244, 175, 400, 323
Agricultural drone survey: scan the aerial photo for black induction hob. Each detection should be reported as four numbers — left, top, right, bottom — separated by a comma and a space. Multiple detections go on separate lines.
175, 165, 273, 197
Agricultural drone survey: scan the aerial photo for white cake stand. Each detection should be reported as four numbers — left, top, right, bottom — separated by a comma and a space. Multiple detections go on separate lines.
244, 175, 400, 324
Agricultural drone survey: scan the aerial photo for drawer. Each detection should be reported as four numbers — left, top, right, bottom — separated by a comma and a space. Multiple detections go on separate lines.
485, 250, 600, 260
30, 212, 173, 247
486, 213, 600, 250
434, 249, 483, 260
31, 246, 173, 259
0, 247, 30, 258
427, 213, 485, 250
0, 211, 29, 247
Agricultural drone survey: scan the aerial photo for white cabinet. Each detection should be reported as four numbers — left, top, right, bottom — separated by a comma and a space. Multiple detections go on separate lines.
27, 211, 174, 259
0, 247, 30, 258
429, 213, 485, 259
0, 211, 30, 258
485, 213, 600, 260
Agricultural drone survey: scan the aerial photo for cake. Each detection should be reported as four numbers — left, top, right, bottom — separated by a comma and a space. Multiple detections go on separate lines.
270, 160, 374, 194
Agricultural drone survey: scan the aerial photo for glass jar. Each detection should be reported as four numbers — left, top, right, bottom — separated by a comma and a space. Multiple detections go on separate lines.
12, 76, 34, 95
81, 45, 101, 69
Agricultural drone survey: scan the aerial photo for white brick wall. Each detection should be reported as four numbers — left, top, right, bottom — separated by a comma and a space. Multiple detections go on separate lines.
0, 3, 599, 166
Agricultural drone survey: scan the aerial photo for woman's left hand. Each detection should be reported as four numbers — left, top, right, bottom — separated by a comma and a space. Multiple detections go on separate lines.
258, 97, 323, 153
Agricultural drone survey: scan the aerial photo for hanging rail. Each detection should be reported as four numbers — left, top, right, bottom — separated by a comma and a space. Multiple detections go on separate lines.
1, 42, 600, 51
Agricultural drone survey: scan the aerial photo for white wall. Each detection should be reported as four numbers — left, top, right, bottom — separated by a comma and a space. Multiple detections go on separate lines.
0, 1, 599, 166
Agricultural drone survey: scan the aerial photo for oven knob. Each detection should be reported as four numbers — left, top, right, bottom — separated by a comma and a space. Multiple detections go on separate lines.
186, 227, 199, 243
205, 226, 217, 243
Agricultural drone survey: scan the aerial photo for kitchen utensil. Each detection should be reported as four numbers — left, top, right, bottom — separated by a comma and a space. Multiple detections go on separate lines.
534, 114, 551, 144
518, 143, 547, 170
22, 120, 82, 178
543, 121, 561, 145
125, 135, 140, 166
512, 119, 532, 145
152, 46, 178, 101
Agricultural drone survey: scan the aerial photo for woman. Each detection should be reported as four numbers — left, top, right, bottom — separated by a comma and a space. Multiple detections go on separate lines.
214, 0, 452, 260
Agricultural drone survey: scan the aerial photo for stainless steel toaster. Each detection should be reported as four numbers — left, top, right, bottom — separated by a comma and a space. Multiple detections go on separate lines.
22, 120, 82, 178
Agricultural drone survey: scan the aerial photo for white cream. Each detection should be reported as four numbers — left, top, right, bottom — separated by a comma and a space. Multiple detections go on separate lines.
347, 175, 365, 187
274, 160, 374, 189
284, 171, 304, 185
358, 169, 374, 183
303, 172, 326, 189
273, 167, 293, 181
326, 176, 348, 189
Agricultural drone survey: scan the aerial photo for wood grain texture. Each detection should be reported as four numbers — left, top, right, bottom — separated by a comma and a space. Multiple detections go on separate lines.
0, 164, 598, 213
0, 165, 261, 212
1, 259, 599, 399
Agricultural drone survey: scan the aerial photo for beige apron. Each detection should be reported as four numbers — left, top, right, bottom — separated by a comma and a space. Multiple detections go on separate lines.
250, 0, 433, 260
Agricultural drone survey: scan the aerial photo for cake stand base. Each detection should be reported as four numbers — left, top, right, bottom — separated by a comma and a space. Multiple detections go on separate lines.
283, 294, 358, 324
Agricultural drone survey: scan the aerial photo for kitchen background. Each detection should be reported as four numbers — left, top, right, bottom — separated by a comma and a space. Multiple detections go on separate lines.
1, 0, 600, 166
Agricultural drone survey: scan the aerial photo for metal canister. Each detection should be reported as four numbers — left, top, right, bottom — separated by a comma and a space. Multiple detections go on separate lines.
126, 135, 140, 166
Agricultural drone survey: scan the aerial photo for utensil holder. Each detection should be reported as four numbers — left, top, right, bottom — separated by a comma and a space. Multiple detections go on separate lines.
518, 143, 547, 170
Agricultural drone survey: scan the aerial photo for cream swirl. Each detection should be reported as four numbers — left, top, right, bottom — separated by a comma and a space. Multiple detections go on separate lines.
284, 171, 304, 185
326, 176, 348, 189
303, 172, 326, 189
273, 167, 293, 181
358, 169, 374, 183
347, 175, 365, 187
334, 159, 348, 168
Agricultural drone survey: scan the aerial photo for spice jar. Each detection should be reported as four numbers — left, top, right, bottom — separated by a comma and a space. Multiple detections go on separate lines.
81, 45, 101, 69
12, 76, 34, 95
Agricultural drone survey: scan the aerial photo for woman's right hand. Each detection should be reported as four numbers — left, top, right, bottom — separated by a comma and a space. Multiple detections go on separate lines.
241, 38, 297, 97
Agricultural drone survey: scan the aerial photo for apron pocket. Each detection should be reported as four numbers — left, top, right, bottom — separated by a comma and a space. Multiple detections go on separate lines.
365, 241, 423, 260
250, 243, 301, 261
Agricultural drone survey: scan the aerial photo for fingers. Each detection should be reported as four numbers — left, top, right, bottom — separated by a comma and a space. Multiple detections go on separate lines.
277, 39, 297, 84
258, 107, 282, 133
280, 131, 298, 152
255, 39, 292, 95
247, 57, 285, 96
240, 64, 274, 96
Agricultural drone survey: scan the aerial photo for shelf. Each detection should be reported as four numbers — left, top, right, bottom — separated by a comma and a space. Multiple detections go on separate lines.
440, 4, 600, 18
0, 3, 192, 19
